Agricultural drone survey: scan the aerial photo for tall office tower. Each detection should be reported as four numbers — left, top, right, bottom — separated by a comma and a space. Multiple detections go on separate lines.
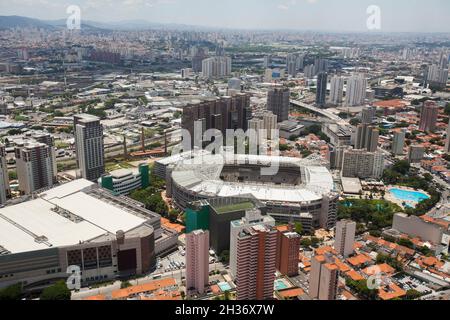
408, 145, 425, 164
0, 145, 10, 205
182, 94, 252, 148
304, 64, 315, 78
419, 101, 439, 132
263, 111, 278, 139
309, 254, 339, 300
263, 55, 272, 68
267, 87, 290, 122
345, 74, 367, 106
329, 75, 344, 105
334, 220, 356, 258
392, 129, 406, 156
248, 118, 264, 142
314, 58, 329, 75
361, 106, 377, 124
32, 133, 57, 181
230, 209, 275, 277
192, 47, 208, 72
186, 230, 210, 294
201, 56, 232, 78
445, 121, 450, 154
341, 149, 384, 179
235, 224, 277, 300
74, 114, 105, 181
355, 123, 379, 152
316, 72, 328, 107
276, 227, 301, 277
15, 142, 54, 195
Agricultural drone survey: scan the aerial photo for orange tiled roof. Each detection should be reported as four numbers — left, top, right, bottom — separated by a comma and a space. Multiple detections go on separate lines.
347, 254, 371, 267
334, 258, 351, 273
277, 288, 305, 299
378, 283, 406, 301
84, 294, 106, 301
346, 269, 364, 281
161, 217, 185, 233
362, 263, 395, 276
111, 278, 177, 300
315, 246, 336, 255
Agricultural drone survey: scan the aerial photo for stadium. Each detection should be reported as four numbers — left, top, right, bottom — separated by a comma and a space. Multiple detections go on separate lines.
155, 151, 338, 231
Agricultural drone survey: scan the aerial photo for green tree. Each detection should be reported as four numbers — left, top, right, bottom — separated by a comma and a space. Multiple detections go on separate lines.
220, 250, 230, 263
0, 283, 23, 300
40, 281, 71, 300
294, 222, 303, 235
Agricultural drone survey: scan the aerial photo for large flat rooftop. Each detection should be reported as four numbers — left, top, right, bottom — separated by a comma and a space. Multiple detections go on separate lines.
0, 180, 153, 255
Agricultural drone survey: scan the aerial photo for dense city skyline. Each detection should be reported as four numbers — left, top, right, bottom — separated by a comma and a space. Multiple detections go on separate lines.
1, 0, 450, 32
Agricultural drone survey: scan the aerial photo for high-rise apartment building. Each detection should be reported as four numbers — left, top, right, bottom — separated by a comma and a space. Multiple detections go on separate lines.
334, 220, 356, 257
314, 58, 329, 75
32, 133, 57, 181
263, 111, 278, 140
419, 101, 439, 132
192, 47, 208, 73
355, 123, 379, 152
202, 56, 232, 78
345, 74, 367, 106
276, 226, 301, 277
316, 72, 328, 107
286, 53, 304, 77
15, 142, 54, 194
361, 106, 377, 125
230, 209, 275, 277
329, 75, 344, 105
267, 87, 290, 122
408, 145, 425, 164
235, 224, 277, 300
186, 230, 210, 295
427, 64, 448, 88
304, 64, 315, 78
74, 114, 105, 182
309, 254, 339, 300
181, 94, 252, 148
392, 129, 406, 156
342, 149, 384, 179
0, 145, 10, 205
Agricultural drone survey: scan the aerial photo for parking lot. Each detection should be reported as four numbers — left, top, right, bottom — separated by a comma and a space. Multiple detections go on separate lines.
396, 275, 434, 295
156, 247, 218, 274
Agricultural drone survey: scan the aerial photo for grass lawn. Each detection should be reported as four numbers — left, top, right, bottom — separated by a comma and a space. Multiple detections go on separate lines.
214, 202, 254, 214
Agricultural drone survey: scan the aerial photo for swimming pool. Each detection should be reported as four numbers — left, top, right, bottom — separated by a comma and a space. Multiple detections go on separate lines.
274, 279, 289, 291
388, 188, 430, 206
218, 282, 232, 292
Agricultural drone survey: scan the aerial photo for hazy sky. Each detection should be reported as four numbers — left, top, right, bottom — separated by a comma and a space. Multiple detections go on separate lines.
1, 0, 450, 32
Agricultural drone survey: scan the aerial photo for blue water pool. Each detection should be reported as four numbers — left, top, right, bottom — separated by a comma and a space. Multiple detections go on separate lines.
274, 279, 289, 291
218, 282, 232, 292
389, 188, 430, 206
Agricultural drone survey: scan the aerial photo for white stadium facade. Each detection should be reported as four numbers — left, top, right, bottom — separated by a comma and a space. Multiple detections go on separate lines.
155, 151, 338, 231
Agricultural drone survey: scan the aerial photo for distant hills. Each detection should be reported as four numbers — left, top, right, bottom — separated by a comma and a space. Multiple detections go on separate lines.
0, 15, 212, 31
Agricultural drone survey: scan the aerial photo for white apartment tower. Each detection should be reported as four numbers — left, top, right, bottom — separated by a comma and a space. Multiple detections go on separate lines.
334, 220, 356, 257
345, 74, 367, 106
329, 75, 344, 105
